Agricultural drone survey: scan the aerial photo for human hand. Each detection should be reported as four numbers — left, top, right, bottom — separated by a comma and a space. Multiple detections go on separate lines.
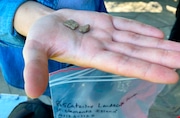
23, 9, 180, 98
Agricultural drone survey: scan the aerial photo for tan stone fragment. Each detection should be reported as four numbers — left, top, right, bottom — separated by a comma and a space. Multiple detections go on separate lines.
79, 24, 90, 33
63, 19, 79, 30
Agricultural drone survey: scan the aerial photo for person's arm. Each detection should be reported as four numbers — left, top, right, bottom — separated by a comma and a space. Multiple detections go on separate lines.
12, 1, 180, 99
14, 1, 54, 36
0, 0, 31, 47
22, 9, 180, 98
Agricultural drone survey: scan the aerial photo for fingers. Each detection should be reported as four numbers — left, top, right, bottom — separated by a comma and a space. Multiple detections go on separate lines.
112, 31, 162, 47
112, 16, 164, 38
112, 31, 180, 52
89, 50, 179, 84
105, 41, 180, 69
23, 40, 49, 98
98, 30, 180, 69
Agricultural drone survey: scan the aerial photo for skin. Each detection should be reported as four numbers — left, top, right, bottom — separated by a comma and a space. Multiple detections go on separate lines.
14, 1, 180, 98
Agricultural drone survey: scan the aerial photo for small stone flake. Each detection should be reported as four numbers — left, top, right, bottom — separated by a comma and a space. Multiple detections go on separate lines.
79, 24, 90, 33
63, 19, 79, 30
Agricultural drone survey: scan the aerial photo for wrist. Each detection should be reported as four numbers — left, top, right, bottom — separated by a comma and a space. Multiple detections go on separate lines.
14, 1, 54, 36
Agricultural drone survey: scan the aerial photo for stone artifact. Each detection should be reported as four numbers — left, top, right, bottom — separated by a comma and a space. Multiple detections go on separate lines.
63, 19, 90, 33
63, 19, 79, 30
79, 24, 90, 33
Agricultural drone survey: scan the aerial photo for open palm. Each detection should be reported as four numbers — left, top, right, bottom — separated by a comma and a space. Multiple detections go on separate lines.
23, 9, 180, 98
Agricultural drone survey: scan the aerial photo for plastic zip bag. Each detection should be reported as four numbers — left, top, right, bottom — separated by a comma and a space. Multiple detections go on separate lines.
49, 66, 165, 118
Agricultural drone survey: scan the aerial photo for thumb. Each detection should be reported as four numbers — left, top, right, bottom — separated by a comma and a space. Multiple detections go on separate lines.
23, 40, 49, 98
